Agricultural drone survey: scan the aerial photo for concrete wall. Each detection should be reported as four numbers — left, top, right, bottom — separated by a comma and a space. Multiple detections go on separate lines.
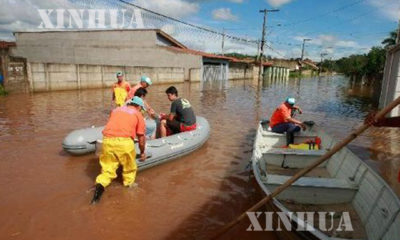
189, 68, 201, 82
379, 44, 400, 117
228, 62, 254, 80
11, 30, 202, 81
270, 59, 300, 71
28, 62, 188, 92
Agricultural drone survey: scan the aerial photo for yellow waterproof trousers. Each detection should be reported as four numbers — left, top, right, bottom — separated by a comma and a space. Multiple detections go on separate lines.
114, 87, 128, 107
95, 137, 137, 187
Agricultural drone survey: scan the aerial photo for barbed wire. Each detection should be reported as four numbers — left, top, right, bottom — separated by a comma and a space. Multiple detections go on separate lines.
75, 0, 262, 55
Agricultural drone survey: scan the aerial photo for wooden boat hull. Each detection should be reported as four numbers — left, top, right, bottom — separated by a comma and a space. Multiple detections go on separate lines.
251, 122, 400, 240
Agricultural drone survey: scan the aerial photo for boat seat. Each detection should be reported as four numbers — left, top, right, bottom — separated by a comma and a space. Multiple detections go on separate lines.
263, 148, 327, 156
263, 174, 358, 204
265, 174, 358, 189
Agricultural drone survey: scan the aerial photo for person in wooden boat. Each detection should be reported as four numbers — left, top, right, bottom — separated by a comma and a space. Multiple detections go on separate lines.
159, 86, 197, 137
91, 96, 147, 204
269, 97, 306, 146
112, 71, 131, 107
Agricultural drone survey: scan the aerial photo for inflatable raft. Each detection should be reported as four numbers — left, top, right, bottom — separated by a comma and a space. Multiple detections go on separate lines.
62, 117, 210, 168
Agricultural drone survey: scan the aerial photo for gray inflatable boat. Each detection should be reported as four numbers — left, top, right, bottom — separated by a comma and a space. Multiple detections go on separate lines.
62, 117, 210, 169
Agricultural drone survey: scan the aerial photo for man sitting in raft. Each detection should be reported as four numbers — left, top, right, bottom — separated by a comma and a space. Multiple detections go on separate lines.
270, 97, 306, 146
159, 86, 196, 137
112, 71, 131, 107
91, 96, 147, 204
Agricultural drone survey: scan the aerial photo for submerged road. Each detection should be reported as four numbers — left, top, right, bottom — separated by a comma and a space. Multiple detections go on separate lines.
0, 76, 399, 239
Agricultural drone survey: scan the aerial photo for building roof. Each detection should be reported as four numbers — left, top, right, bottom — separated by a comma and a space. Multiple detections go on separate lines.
155, 30, 187, 49
0, 41, 16, 49
300, 59, 319, 70
163, 46, 236, 61
164, 46, 275, 66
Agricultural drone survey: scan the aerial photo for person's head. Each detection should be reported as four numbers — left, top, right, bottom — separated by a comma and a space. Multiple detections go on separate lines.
140, 75, 152, 88
285, 97, 296, 107
116, 71, 124, 82
127, 96, 146, 111
165, 86, 178, 101
134, 87, 148, 99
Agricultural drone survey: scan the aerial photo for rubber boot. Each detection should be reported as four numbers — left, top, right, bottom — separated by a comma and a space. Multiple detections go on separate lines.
91, 184, 105, 205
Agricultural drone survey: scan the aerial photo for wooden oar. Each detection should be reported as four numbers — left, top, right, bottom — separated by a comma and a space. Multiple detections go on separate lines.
212, 96, 400, 239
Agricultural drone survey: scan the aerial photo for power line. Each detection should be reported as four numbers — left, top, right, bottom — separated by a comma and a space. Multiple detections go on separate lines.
117, 0, 258, 44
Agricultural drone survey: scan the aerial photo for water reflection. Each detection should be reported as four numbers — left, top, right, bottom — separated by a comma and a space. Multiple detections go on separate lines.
0, 75, 399, 240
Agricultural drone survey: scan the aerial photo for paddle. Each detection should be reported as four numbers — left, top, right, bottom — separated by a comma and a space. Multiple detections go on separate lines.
211, 96, 400, 239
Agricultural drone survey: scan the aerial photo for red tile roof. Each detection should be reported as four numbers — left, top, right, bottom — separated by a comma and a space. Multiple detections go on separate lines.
0, 41, 16, 49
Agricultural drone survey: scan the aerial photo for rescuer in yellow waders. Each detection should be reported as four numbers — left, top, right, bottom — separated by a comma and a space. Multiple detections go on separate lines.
91, 96, 147, 204
112, 71, 131, 107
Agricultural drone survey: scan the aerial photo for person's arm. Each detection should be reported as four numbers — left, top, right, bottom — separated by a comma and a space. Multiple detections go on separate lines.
282, 107, 306, 129
292, 105, 303, 114
143, 100, 157, 119
168, 100, 177, 121
373, 116, 400, 127
137, 134, 146, 161
286, 117, 306, 130
379, 117, 400, 127
111, 85, 116, 101
135, 114, 146, 161
365, 112, 400, 127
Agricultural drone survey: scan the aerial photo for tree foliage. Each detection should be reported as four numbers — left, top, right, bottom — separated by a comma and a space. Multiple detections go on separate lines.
321, 29, 397, 80
381, 30, 398, 49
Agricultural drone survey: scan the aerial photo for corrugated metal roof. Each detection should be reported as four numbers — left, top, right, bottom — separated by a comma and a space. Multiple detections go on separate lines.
164, 46, 235, 61
164, 46, 273, 66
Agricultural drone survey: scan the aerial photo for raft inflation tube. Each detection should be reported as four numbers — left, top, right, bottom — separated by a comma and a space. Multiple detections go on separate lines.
62, 117, 210, 163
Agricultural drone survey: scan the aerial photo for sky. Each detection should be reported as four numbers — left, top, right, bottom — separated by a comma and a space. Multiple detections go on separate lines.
0, 0, 399, 61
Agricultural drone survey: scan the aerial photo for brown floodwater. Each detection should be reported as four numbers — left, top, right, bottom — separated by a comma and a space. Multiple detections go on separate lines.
0, 75, 399, 240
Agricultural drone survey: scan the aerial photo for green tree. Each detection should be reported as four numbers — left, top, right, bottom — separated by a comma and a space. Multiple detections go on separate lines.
364, 47, 386, 76
381, 30, 398, 49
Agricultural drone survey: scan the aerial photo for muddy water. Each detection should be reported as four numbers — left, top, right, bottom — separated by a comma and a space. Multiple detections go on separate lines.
0, 75, 399, 240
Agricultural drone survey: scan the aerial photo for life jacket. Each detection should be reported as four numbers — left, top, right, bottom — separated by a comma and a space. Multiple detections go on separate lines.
288, 137, 322, 150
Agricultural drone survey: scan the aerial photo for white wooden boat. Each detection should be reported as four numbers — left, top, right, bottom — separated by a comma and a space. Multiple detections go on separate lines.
252, 121, 400, 240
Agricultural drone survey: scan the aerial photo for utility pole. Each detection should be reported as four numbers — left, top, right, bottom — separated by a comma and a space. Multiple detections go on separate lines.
258, 9, 279, 81
301, 38, 312, 60
221, 28, 225, 56
396, 19, 400, 44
